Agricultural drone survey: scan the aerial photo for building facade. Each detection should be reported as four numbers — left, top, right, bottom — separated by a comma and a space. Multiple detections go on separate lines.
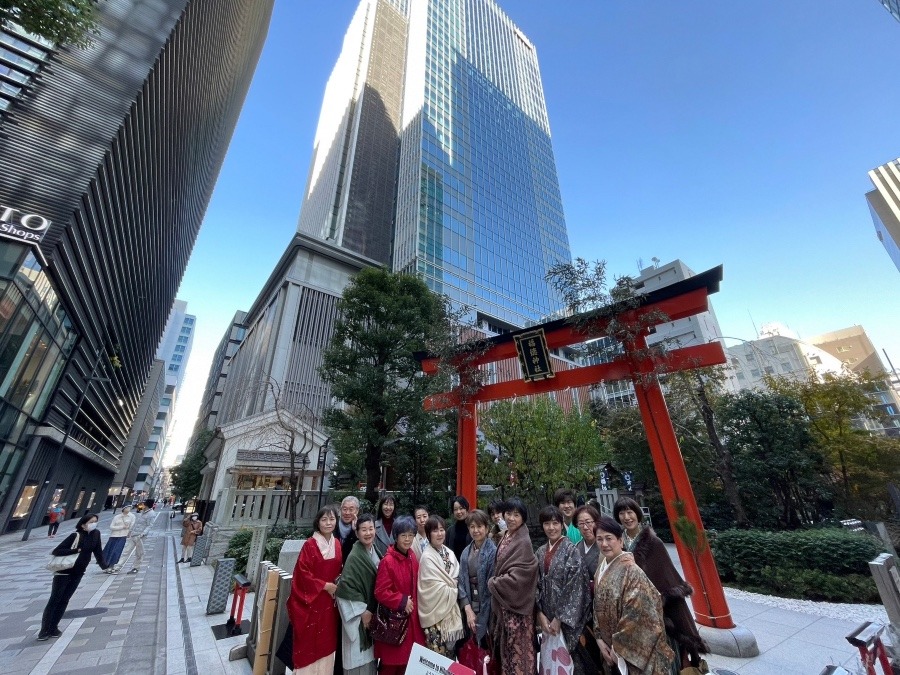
191, 311, 247, 438
0, 0, 273, 531
877, 0, 900, 22
866, 158, 900, 273
298, 0, 572, 328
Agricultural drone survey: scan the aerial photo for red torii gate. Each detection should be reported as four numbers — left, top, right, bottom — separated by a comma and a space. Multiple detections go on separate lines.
419, 266, 734, 630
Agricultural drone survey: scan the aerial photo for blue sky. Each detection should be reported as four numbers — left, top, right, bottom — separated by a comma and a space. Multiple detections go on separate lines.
166, 0, 900, 461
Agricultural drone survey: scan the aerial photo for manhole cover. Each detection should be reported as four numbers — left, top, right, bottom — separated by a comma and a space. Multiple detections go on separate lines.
712, 669, 740, 675
63, 608, 107, 618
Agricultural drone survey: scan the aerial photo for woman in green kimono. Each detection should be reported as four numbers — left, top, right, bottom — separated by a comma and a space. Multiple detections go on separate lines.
593, 516, 675, 675
336, 514, 381, 675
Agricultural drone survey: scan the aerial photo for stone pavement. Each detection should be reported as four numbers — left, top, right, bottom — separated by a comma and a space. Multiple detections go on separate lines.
0, 512, 890, 674
0, 507, 254, 675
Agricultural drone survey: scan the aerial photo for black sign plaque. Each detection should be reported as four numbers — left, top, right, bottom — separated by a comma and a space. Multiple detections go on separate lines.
513, 329, 555, 382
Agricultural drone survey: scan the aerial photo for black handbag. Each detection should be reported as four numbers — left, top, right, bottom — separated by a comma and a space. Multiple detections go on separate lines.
369, 603, 409, 646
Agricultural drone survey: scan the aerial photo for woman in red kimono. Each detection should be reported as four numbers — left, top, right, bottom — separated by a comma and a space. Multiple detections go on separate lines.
373, 516, 425, 675
288, 506, 343, 675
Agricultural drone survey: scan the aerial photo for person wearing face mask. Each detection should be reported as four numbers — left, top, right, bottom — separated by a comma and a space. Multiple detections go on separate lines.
112, 500, 157, 574
179, 513, 203, 563
37, 513, 108, 640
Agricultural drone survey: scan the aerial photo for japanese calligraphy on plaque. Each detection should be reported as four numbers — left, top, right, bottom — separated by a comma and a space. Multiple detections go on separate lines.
513, 329, 555, 382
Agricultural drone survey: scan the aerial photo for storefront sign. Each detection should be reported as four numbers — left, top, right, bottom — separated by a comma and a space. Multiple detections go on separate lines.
0, 204, 51, 246
513, 328, 555, 382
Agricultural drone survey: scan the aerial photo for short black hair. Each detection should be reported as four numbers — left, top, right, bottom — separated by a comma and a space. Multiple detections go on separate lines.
552, 488, 575, 507
487, 500, 504, 516
451, 495, 470, 511
595, 516, 624, 539
414, 505, 429, 517
501, 497, 528, 523
313, 506, 339, 534
355, 513, 376, 531
538, 505, 564, 525
613, 497, 644, 524
424, 514, 446, 542
76, 513, 97, 530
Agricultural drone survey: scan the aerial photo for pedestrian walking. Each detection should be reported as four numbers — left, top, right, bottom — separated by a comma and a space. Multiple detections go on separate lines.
112, 501, 156, 574
179, 513, 202, 563
37, 513, 108, 640
102, 505, 134, 569
47, 503, 65, 537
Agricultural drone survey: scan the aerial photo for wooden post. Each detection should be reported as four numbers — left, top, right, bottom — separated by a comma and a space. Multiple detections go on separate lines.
457, 401, 478, 506
252, 568, 280, 675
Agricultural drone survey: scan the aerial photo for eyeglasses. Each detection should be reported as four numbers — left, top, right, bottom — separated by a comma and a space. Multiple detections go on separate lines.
577, 520, 595, 528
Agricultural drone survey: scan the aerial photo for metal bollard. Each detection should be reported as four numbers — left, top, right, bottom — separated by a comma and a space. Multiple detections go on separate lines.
226, 573, 252, 635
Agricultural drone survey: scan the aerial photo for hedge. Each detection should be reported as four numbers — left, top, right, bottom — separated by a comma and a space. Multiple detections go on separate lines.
224, 524, 312, 573
711, 528, 884, 603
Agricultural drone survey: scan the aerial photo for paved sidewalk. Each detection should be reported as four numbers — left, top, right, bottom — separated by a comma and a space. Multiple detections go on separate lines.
0, 508, 254, 675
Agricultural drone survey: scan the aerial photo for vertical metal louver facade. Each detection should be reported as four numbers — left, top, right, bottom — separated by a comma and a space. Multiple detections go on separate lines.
0, 0, 274, 531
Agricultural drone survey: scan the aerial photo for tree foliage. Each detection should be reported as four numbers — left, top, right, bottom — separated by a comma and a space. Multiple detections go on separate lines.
479, 397, 608, 503
320, 268, 453, 504
717, 390, 831, 528
170, 429, 214, 501
0, 0, 97, 47
765, 372, 900, 519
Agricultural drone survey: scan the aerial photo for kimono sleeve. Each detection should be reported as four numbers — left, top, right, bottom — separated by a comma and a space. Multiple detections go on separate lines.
290, 540, 328, 607
611, 566, 666, 673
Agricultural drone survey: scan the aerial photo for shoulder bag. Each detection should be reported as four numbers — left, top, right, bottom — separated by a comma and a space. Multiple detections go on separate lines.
47, 532, 80, 572
369, 601, 409, 645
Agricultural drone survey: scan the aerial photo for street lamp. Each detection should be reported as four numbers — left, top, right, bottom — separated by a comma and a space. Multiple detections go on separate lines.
21, 344, 113, 541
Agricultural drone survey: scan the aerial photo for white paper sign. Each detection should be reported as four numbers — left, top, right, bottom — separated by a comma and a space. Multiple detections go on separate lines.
407, 643, 475, 675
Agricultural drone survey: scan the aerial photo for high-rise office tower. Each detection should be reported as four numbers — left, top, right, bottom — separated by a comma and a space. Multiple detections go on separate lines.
866, 158, 900, 273
298, 0, 572, 328
876, 0, 900, 22
0, 0, 272, 532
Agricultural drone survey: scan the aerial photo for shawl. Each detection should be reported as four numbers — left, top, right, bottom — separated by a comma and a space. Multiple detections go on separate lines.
593, 552, 675, 675
418, 544, 464, 645
535, 537, 590, 652
313, 531, 337, 559
631, 527, 707, 656
457, 537, 497, 642
336, 541, 380, 654
487, 525, 537, 616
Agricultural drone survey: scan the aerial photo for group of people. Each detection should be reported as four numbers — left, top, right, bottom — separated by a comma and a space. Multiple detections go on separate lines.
36, 501, 200, 641
287, 490, 707, 675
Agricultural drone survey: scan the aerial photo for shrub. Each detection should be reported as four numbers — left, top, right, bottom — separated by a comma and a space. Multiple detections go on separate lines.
225, 525, 312, 574
712, 527, 884, 603
224, 528, 254, 571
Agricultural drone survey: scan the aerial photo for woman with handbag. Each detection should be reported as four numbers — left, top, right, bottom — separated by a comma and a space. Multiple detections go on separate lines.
373, 516, 425, 675
336, 513, 381, 675
287, 506, 343, 675
418, 515, 464, 656
38, 513, 108, 640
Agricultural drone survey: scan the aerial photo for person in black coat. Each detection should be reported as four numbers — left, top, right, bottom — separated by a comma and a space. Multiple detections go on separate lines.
38, 513, 108, 640
445, 495, 472, 561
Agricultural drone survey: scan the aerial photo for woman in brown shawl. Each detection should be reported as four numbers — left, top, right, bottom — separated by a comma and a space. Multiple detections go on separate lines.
488, 497, 538, 675
614, 497, 708, 670
593, 516, 675, 675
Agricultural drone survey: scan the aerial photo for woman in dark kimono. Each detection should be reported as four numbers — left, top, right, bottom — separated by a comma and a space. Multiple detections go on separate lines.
614, 497, 707, 670
487, 497, 538, 675
458, 509, 496, 646
535, 506, 591, 674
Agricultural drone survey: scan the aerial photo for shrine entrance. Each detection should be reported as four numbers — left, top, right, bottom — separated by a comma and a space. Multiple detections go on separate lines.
419, 266, 734, 629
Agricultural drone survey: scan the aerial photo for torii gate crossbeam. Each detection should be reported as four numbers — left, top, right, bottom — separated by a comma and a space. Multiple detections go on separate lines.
419, 265, 735, 629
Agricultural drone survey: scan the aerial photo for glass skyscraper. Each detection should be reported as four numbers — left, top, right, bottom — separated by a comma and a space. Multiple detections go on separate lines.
298, 0, 571, 328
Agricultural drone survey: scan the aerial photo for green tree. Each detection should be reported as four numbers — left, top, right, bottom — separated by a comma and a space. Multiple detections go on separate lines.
170, 429, 214, 501
765, 372, 900, 519
717, 390, 831, 528
319, 268, 452, 504
479, 397, 608, 503
0, 0, 97, 47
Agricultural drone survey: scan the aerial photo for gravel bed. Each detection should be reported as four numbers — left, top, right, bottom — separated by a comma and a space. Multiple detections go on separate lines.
724, 585, 889, 626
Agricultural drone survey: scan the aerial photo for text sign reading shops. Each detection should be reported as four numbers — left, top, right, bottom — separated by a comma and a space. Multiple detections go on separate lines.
513, 328, 555, 382
0, 204, 51, 246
